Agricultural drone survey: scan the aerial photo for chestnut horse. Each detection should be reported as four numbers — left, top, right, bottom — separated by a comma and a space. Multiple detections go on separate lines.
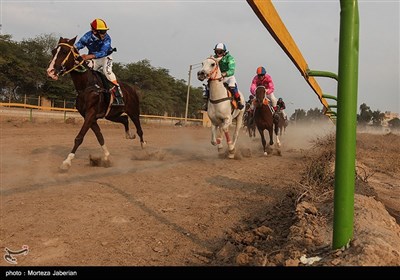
254, 86, 280, 155
46, 37, 146, 171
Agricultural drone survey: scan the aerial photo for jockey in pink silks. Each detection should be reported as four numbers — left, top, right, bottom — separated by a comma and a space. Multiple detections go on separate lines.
249, 66, 278, 111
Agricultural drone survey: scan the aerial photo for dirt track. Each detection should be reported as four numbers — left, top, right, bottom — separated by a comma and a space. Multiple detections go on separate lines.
1, 117, 399, 266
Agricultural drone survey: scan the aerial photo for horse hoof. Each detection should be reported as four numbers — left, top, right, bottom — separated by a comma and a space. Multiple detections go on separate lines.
126, 132, 136, 139
228, 153, 235, 159
263, 152, 268, 156
59, 163, 70, 172
141, 141, 147, 149
102, 159, 112, 168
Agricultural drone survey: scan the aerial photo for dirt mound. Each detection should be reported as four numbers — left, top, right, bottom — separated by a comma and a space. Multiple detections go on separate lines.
210, 132, 400, 266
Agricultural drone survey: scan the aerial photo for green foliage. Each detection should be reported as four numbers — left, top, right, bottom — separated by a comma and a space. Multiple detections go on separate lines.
371, 110, 385, 126
290, 109, 306, 121
357, 103, 372, 124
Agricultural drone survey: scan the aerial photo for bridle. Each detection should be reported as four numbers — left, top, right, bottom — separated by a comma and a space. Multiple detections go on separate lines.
206, 57, 223, 81
55, 43, 86, 76
255, 86, 268, 107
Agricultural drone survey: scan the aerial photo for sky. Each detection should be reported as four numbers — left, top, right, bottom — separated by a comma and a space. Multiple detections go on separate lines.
1, 0, 399, 117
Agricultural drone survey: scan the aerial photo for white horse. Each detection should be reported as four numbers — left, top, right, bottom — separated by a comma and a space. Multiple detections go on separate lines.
197, 56, 245, 159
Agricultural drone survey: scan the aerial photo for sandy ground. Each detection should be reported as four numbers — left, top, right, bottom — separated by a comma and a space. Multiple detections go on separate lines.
0, 115, 399, 268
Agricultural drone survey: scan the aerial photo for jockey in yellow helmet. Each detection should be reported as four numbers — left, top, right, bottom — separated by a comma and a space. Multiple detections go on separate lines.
75, 18, 124, 106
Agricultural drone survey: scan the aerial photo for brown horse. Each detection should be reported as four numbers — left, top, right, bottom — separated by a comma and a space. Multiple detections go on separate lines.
254, 86, 280, 155
46, 37, 146, 171
276, 110, 288, 136
243, 103, 256, 138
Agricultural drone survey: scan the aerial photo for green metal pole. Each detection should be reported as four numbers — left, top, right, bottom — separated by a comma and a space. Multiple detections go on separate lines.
333, 0, 359, 249
307, 69, 339, 81
322, 94, 338, 101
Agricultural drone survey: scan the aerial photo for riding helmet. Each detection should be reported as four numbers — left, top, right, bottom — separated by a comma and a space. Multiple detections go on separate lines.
90, 19, 109, 31
214, 43, 227, 52
256, 67, 266, 75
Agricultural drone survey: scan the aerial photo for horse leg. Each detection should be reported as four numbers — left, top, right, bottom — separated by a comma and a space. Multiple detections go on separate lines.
106, 114, 136, 140
128, 113, 146, 148
60, 114, 95, 171
258, 128, 267, 156
211, 125, 223, 149
232, 112, 244, 147
90, 121, 111, 165
221, 118, 235, 158
274, 124, 281, 148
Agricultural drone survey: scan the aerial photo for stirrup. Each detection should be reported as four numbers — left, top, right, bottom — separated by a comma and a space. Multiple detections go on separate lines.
112, 97, 124, 106
237, 101, 244, 110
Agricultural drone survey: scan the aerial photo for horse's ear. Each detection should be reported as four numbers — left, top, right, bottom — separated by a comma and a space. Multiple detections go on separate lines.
70, 36, 77, 44
58, 37, 63, 43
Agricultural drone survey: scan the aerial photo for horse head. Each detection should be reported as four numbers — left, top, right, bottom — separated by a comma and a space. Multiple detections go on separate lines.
254, 86, 267, 108
47, 36, 83, 80
197, 56, 222, 82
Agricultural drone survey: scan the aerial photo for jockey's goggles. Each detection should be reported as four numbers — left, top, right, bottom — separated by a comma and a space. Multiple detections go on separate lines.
97, 30, 107, 34
215, 49, 225, 55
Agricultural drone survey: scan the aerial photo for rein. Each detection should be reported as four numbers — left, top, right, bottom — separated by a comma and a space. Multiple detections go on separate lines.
57, 43, 87, 76
206, 56, 231, 104
207, 57, 224, 81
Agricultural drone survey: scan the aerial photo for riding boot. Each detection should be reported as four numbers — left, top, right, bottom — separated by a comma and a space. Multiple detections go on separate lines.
229, 86, 244, 110
202, 99, 208, 111
202, 83, 210, 111
111, 85, 124, 106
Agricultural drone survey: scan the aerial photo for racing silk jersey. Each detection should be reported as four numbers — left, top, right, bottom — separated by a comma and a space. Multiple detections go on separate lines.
214, 52, 235, 77
75, 31, 113, 59
250, 74, 275, 96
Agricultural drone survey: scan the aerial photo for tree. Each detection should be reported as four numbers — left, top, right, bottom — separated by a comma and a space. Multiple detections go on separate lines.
290, 109, 306, 121
358, 103, 372, 125
306, 107, 325, 121
371, 110, 385, 126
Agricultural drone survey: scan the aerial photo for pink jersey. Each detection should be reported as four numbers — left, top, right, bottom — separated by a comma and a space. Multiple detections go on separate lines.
250, 74, 274, 95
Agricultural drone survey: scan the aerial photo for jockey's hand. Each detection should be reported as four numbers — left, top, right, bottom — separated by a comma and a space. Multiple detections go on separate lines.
221, 72, 227, 78
81, 54, 95, 60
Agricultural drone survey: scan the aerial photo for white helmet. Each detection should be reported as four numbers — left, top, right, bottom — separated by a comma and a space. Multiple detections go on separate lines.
214, 43, 227, 52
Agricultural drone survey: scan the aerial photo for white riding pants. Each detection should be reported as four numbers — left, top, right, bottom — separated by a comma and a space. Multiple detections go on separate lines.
90, 55, 117, 84
266, 92, 278, 108
222, 75, 237, 88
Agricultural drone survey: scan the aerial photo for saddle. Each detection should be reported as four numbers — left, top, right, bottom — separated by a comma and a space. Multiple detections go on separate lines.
90, 71, 118, 118
222, 82, 241, 111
